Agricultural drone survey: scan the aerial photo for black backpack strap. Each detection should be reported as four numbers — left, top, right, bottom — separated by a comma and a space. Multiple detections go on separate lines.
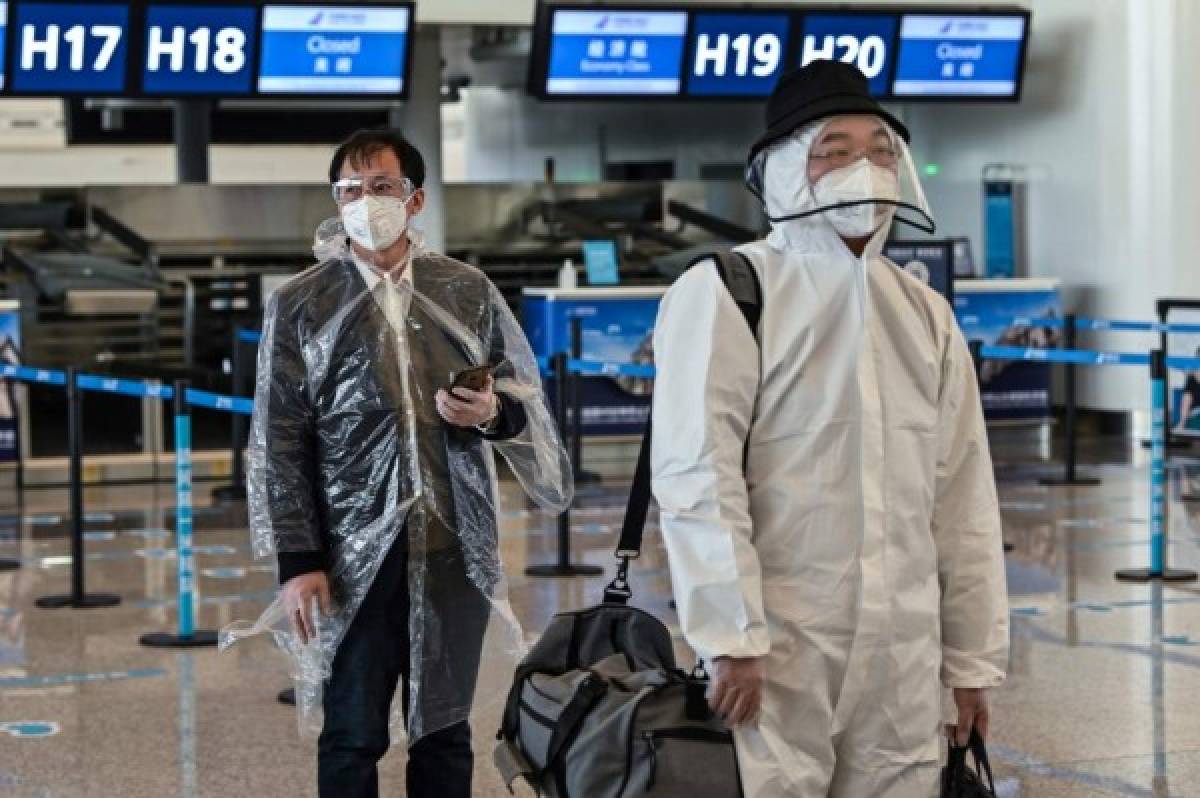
712, 249, 763, 336
604, 250, 762, 605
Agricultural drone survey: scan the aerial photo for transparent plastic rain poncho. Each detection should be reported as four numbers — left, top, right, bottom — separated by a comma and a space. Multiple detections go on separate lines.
744, 115, 935, 238
220, 221, 573, 744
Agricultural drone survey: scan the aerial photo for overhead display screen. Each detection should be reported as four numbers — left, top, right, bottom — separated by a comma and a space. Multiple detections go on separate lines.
258, 5, 410, 95
797, 14, 897, 98
11, 2, 131, 94
530, 3, 1030, 102
0, 2, 413, 97
544, 9, 688, 96
686, 11, 790, 97
893, 15, 1028, 97
142, 5, 258, 95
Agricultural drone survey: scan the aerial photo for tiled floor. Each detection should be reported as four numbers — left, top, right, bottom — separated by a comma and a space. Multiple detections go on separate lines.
2, 433, 1200, 797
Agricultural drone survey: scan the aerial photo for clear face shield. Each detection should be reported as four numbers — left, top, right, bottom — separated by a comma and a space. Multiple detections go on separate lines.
745, 115, 936, 237
222, 217, 574, 746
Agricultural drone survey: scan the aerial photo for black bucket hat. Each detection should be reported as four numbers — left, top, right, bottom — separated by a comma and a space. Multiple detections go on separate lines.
747, 60, 909, 166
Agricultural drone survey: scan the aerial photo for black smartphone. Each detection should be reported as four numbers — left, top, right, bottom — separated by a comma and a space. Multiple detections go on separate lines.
449, 364, 492, 395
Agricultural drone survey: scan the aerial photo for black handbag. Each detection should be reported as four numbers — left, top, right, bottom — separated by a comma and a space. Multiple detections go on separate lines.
941, 728, 997, 798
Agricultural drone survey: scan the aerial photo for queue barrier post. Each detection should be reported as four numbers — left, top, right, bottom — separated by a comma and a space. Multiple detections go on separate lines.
525, 352, 602, 578
213, 328, 249, 502
1116, 351, 1198, 583
570, 317, 601, 485
1041, 313, 1101, 487
140, 380, 219, 647
36, 366, 121, 609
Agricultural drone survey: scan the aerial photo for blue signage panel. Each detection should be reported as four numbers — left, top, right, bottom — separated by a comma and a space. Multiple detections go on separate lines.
893, 14, 1027, 98
545, 9, 688, 96
258, 5, 410, 95
797, 14, 897, 98
582, 240, 620, 285
984, 180, 1016, 277
11, 2, 130, 94
686, 11, 790, 97
142, 5, 258, 95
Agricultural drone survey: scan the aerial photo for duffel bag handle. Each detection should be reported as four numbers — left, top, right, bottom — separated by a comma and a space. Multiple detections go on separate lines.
540, 676, 608, 777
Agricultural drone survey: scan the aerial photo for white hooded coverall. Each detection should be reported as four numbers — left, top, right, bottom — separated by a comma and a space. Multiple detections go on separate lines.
651, 125, 1010, 797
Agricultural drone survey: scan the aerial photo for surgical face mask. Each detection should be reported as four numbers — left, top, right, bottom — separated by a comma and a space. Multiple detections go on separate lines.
811, 158, 900, 238
341, 195, 409, 252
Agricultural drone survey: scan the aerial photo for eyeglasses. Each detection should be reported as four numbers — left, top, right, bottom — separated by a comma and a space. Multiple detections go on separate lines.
331, 173, 415, 204
808, 144, 898, 171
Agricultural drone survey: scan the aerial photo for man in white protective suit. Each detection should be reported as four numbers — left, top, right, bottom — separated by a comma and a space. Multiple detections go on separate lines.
650, 61, 1010, 797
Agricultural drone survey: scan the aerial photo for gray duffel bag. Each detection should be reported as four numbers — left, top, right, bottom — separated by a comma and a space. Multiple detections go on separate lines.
494, 604, 743, 798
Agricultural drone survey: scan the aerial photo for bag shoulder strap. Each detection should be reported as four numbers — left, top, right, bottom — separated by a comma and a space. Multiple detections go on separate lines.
605, 250, 761, 604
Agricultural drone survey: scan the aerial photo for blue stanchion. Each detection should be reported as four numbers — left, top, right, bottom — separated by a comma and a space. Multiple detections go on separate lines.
566, 358, 657, 379
1115, 351, 1198, 583
176, 403, 196, 638
76, 374, 172, 400
0, 364, 66, 385
237, 329, 262, 345
139, 380, 218, 648
185, 389, 253, 416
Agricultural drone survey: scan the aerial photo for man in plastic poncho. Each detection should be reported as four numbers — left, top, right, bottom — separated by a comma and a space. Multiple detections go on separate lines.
652, 62, 1010, 796
252, 129, 533, 798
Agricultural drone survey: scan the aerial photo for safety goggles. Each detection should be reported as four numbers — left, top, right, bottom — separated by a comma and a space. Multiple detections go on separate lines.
331, 173, 416, 205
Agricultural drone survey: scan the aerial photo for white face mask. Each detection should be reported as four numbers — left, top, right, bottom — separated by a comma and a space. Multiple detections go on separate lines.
341, 195, 410, 252
811, 158, 900, 238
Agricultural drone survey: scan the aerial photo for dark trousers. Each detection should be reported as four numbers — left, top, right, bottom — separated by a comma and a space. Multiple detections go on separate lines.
317, 541, 475, 798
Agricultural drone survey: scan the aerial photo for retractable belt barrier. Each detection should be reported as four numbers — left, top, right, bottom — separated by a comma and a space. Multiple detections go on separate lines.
960, 309, 1200, 454
0, 366, 254, 411
979, 345, 1200, 371
3, 365, 253, 643
550, 348, 1200, 379
957, 314, 1200, 335
550, 330, 1200, 582
567, 358, 658, 380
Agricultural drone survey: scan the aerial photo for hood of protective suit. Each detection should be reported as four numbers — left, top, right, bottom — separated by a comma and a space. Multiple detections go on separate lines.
748, 116, 935, 256
222, 217, 573, 746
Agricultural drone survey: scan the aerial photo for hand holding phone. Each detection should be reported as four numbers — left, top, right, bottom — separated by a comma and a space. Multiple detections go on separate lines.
449, 364, 493, 397
438, 365, 499, 429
